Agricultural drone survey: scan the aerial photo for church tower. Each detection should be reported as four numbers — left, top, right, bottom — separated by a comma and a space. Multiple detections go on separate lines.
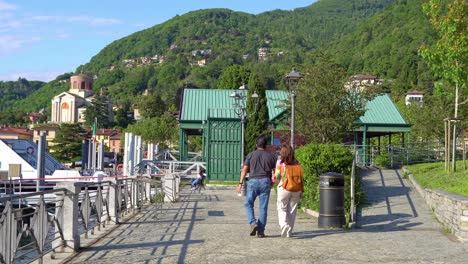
69, 74, 94, 98
51, 74, 95, 124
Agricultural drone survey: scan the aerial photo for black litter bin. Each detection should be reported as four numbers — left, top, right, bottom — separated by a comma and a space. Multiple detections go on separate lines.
318, 172, 345, 228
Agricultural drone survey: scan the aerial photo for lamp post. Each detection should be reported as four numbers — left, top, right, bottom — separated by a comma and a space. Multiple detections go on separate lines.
285, 68, 302, 150
231, 84, 258, 196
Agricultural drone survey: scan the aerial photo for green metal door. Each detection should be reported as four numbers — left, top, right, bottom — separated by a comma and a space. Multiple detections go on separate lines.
207, 120, 241, 181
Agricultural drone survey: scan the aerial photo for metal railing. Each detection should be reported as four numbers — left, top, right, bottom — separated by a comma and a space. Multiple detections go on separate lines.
348, 141, 466, 167
0, 177, 163, 264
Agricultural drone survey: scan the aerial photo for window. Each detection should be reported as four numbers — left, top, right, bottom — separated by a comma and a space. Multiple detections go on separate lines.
81, 81, 85, 89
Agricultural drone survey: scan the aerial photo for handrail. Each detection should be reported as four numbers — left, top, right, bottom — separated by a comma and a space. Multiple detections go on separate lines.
0, 177, 163, 264
0, 188, 67, 201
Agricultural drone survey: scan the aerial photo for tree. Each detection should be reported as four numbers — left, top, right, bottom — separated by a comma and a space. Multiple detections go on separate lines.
419, 0, 467, 171
245, 72, 269, 154
84, 95, 113, 128
50, 123, 88, 162
114, 100, 134, 129
138, 92, 167, 118
295, 59, 374, 143
125, 112, 178, 148
217, 65, 251, 89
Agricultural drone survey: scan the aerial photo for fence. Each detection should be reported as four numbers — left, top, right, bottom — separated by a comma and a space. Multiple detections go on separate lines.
350, 141, 466, 167
0, 177, 162, 264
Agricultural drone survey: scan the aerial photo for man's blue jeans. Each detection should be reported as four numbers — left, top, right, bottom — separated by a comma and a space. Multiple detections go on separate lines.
244, 178, 271, 232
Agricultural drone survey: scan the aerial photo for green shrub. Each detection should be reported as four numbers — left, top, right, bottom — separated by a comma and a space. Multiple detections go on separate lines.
296, 144, 355, 213
375, 153, 391, 168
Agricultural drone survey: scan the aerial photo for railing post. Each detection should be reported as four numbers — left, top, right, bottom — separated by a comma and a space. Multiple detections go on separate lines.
175, 175, 180, 200
163, 174, 176, 202
145, 179, 151, 202
54, 182, 80, 252
108, 178, 119, 224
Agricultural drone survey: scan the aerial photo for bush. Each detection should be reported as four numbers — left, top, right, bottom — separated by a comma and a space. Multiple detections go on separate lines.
375, 153, 391, 168
295, 144, 354, 212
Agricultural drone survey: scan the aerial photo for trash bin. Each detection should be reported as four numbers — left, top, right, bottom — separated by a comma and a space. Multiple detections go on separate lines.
318, 172, 345, 228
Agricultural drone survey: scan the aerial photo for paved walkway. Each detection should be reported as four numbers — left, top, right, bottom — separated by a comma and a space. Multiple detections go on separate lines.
66, 168, 467, 263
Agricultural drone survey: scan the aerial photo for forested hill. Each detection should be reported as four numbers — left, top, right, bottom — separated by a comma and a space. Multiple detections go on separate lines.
87, 0, 396, 71
12, 0, 435, 116
0, 78, 44, 111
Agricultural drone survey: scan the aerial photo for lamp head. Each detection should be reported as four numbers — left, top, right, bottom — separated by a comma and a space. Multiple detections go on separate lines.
230, 91, 238, 98
285, 67, 302, 89
239, 84, 247, 90
251, 91, 259, 98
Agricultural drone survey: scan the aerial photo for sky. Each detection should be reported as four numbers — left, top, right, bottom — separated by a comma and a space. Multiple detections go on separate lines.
0, 0, 316, 82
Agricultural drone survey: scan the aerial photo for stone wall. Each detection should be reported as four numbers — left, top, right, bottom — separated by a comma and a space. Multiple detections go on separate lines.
405, 168, 468, 242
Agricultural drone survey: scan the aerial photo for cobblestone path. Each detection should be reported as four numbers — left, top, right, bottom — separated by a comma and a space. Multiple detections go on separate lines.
67, 168, 467, 263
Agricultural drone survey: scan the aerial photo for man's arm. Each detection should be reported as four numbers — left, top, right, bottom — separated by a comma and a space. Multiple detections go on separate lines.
236, 165, 249, 193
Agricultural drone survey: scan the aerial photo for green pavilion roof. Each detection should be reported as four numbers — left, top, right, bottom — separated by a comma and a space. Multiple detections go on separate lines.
180, 89, 288, 123
354, 94, 411, 132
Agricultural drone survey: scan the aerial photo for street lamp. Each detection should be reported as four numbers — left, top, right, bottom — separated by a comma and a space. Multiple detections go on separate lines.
285, 68, 302, 149
231, 84, 258, 196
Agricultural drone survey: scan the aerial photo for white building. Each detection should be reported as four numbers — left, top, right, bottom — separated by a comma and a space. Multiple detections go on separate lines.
51, 74, 112, 124
345, 74, 383, 92
405, 90, 425, 106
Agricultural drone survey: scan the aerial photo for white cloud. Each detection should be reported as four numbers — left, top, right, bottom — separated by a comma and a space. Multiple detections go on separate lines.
0, 70, 63, 82
0, 1, 16, 11
0, 35, 40, 55
29, 15, 58, 22
68, 16, 121, 26
31, 15, 121, 26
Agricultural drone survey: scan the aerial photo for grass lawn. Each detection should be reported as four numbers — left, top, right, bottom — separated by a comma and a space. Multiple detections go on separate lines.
406, 161, 468, 197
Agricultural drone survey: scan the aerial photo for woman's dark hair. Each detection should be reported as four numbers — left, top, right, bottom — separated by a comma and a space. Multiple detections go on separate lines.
280, 144, 298, 165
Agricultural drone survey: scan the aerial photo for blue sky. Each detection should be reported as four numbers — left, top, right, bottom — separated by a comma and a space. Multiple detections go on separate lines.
0, 0, 316, 82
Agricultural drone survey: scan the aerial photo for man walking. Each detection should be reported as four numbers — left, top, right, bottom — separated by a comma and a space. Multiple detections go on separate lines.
236, 136, 277, 237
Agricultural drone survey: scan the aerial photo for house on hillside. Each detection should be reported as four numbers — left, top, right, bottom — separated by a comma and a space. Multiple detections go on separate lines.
95, 128, 122, 154
405, 90, 425, 106
345, 74, 383, 92
258, 47, 268, 61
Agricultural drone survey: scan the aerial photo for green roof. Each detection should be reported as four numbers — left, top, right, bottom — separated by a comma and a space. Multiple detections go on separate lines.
354, 94, 411, 132
180, 89, 288, 122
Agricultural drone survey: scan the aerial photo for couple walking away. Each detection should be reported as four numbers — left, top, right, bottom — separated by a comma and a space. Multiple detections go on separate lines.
236, 136, 304, 238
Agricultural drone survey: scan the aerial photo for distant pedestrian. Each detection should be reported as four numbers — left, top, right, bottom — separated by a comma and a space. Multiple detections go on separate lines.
236, 136, 277, 238
191, 168, 206, 190
275, 144, 304, 238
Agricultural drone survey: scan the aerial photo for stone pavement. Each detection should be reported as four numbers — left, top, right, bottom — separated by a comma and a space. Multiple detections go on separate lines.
65, 168, 467, 263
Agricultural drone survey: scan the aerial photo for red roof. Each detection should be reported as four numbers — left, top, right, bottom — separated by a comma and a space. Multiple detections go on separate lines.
96, 128, 121, 136
110, 132, 122, 140
407, 90, 425, 95
33, 125, 60, 131
351, 74, 377, 80
0, 127, 33, 136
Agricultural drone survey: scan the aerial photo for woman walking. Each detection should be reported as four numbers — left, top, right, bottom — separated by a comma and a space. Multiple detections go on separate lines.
275, 144, 304, 238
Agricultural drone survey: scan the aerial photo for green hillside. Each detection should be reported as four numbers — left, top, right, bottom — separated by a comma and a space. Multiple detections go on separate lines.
329, 0, 436, 92
10, 0, 438, 119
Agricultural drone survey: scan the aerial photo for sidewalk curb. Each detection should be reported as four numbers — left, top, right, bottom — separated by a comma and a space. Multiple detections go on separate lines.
302, 207, 319, 218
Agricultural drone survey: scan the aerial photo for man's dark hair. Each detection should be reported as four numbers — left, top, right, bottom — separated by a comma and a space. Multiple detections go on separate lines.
256, 136, 267, 149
